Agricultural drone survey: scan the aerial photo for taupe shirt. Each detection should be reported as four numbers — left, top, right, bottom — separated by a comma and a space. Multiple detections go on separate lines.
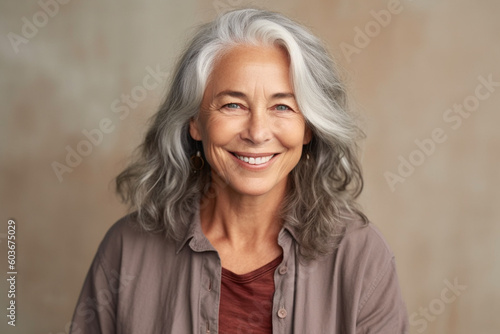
70, 209, 409, 333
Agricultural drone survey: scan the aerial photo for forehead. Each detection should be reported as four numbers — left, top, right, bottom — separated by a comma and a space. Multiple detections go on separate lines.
206, 44, 292, 91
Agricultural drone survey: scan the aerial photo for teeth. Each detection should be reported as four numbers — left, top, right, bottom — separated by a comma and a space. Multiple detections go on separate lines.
235, 154, 274, 165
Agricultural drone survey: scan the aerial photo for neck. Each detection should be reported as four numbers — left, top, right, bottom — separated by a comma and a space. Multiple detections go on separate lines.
199, 175, 286, 250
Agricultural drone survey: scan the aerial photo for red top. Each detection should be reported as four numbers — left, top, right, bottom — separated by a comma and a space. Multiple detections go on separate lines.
219, 255, 283, 334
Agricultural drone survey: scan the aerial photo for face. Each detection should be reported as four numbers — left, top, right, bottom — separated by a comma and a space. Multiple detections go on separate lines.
190, 44, 311, 199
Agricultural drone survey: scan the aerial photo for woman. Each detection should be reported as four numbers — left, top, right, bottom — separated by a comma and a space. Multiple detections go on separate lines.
70, 8, 408, 334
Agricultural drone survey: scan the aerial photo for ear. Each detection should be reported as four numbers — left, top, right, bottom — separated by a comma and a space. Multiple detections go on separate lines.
303, 125, 312, 145
189, 117, 202, 141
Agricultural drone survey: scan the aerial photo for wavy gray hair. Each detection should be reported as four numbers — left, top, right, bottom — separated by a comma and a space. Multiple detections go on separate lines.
116, 8, 367, 259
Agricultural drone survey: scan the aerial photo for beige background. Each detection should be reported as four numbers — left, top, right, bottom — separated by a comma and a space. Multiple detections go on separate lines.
1, 0, 499, 333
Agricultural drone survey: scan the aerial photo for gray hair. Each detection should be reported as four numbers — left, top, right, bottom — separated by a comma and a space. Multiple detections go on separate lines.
116, 8, 367, 259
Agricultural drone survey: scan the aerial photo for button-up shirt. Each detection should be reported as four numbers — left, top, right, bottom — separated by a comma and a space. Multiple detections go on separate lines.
70, 208, 409, 333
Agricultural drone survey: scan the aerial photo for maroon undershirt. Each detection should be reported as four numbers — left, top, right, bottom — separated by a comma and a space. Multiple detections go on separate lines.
219, 254, 283, 334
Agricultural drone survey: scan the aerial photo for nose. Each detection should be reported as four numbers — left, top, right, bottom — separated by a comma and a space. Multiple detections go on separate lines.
241, 108, 272, 144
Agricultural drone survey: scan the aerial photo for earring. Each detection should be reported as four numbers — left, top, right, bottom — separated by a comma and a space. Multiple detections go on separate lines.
190, 150, 204, 173
303, 149, 310, 162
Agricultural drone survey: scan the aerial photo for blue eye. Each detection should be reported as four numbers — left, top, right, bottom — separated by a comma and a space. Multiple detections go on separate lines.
275, 104, 291, 111
224, 103, 240, 109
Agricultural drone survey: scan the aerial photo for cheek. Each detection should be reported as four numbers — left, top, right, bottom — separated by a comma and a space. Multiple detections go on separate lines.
202, 117, 239, 146
275, 118, 308, 148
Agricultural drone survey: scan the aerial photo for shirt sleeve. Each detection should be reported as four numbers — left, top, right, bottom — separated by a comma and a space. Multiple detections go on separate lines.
355, 256, 409, 334
69, 250, 118, 334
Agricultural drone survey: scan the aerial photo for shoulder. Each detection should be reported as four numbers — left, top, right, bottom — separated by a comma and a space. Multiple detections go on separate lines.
94, 214, 176, 270
336, 217, 409, 330
303, 213, 408, 330
340, 216, 395, 262
301, 211, 398, 290
336, 215, 405, 305
332, 213, 398, 296
97, 214, 147, 253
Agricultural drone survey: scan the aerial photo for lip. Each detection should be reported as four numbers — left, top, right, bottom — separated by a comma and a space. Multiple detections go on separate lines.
229, 151, 279, 169
231, 151, 277, 158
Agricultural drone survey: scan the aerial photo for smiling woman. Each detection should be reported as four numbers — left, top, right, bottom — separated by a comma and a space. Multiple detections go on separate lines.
70, 8, 409, 334
190, 44, 311, 204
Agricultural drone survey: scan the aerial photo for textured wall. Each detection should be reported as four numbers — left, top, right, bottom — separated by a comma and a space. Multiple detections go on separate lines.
1, 0, 498, 333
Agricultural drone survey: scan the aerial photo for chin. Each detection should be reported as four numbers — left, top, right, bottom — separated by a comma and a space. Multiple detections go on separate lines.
228, 178, 286, 198
237, 188, 273, 197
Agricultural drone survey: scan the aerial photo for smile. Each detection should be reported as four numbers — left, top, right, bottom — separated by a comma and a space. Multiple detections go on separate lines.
234, 154, 275, 165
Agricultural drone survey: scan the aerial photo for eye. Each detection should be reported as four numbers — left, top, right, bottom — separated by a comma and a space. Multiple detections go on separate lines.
222, 103, 241, 109
274, 104, 293, 112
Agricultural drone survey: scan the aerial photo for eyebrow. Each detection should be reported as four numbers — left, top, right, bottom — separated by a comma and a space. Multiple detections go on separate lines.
214, 90, 295, 100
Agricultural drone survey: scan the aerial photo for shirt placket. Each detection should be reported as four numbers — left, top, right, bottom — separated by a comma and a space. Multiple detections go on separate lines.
199, 251, 221, 334
272, 229, 295, 334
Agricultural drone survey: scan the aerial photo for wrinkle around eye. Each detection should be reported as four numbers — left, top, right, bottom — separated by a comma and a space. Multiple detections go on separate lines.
274, 104, 293, 111
223, 103, 241, 109
219, 103, 249, 114
272, 104, 299, 114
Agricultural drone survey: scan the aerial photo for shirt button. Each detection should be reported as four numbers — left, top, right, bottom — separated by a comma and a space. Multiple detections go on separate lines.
278, 266, 288, 275
277, 308, 287, 319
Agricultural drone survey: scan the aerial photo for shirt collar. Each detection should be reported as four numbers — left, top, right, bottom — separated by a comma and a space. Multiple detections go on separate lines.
281, 224, 299, 242
175, 205, 217, 253
175, 199, 300, 254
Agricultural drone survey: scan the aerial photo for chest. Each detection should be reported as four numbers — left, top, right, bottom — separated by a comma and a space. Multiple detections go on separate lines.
115, 245, 343, 334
